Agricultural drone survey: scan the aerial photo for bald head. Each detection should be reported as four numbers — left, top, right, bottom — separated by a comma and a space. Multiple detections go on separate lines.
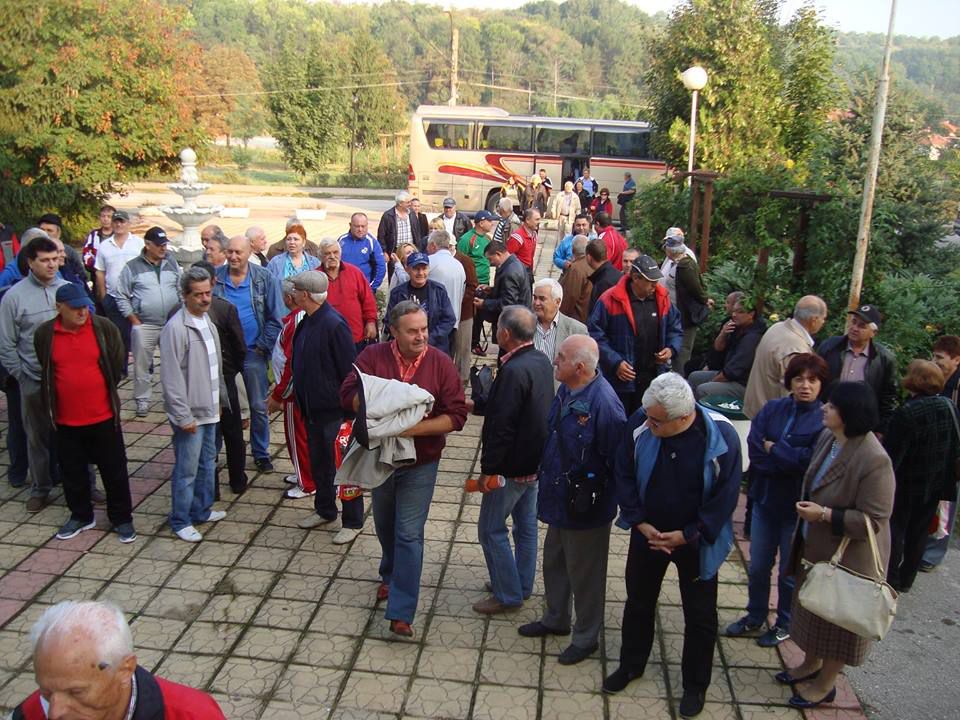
793, 295, 828, 334
226, 235, 252, 271
555, 335, 599, 388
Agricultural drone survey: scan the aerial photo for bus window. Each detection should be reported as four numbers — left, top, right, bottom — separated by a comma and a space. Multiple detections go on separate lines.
593, 129, 650, 159
478, 124, 532, 152
536, 125, 590, 154
423, 120, 472, 150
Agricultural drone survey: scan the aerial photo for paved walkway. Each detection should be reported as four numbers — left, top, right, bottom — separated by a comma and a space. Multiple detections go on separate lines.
0, 227, 874, 719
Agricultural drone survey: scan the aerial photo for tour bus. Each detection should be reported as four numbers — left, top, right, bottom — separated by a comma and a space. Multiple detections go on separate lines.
407, 105, 667, 218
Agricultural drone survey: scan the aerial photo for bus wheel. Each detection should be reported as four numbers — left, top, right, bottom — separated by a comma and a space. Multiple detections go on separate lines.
485, 191, 501, 214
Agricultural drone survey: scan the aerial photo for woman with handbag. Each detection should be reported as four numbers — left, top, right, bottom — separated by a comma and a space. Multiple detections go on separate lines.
883, 360, 960, 592
781, 381, 895, 709
725, 353, 828, 647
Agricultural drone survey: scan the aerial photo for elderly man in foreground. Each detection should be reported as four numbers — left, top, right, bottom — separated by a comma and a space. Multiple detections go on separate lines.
11, 600, 225, 719
340, 301, 468, 638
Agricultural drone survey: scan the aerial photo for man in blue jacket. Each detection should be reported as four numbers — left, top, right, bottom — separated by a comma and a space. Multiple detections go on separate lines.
518, 335, 625, 665
588, 254, 682, 415
214, 236, 285, 472
386, 252, 456, 355
604, 373, 741, 720
338, 212, 386, 291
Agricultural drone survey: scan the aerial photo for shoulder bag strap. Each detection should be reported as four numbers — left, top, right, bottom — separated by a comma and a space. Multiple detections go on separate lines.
863, 513, 886, 581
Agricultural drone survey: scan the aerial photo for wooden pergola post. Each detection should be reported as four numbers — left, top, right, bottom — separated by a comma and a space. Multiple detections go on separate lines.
676, 170, 720, 272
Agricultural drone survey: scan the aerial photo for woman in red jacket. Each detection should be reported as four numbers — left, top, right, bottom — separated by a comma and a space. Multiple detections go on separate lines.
589, 188, 614, 218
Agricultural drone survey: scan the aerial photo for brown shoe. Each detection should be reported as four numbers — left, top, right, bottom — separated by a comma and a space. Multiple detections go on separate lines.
376, 583, 390, 602
472, 595, 522, 615
26, 495, 49, 514
390, 620, 414, 637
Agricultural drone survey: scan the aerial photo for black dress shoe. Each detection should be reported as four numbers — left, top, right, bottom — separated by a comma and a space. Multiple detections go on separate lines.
679, 689, 706, 718
788, 687, 836, 709
602, 666, 643, 694
254, 458, 274, 472
517, 621, 571, 638
557, 642, 598, 665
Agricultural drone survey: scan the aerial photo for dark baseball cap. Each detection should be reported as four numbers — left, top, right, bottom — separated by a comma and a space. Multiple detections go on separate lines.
442, 197, 456, 208
55, 283, 90, 309
407, 252, 430, 268
848, 304, 881, 328
629, 254, 663, 281
144, 227, 169, 244
112, 210, 130, 222
474, 210, 497, 222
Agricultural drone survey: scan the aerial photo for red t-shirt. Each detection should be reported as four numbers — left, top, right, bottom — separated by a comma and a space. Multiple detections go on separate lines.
51, 317, 113, 426
507, 225, 537, 270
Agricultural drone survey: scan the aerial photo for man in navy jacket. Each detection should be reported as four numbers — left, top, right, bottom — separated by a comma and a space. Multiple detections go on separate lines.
605, 373, 741, 720
287, 271, 361, 535
518, 335, 625, 665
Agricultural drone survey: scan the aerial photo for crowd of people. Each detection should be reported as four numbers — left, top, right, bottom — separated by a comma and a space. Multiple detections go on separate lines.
0, 198, 957, 719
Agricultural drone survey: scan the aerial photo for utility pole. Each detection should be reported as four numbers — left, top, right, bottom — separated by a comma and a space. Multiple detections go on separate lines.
527, 81, 532, 112
447, 10, 459, 107
553, 59, 559, 115
349, 93, 358, 174
848, 0, 897, 310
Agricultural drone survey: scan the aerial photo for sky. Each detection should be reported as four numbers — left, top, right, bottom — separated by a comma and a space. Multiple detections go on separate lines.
374, 0, 959, 39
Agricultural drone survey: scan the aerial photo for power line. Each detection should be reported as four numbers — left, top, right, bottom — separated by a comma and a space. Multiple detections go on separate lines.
185, 78, 434, 100
461, 80, 651, 110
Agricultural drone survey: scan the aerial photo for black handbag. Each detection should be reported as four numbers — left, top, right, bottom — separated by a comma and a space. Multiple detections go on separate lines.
470, 364, 494, 416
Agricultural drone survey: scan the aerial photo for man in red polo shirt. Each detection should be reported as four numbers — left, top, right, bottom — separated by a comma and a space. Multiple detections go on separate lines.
33, 284, 135, 543
507, 208, 540, 283
318, 237, 378, 351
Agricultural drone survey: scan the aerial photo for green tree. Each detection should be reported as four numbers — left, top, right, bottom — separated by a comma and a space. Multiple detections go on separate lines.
0, 0, 204, 223
264, 49, 348, 175
341, 33, 405, 147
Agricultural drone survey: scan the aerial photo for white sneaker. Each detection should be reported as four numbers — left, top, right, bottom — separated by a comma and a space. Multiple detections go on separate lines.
284, 475, 298, 485
205, 510, 227, 523
332, 527, 362, 545
175, 526, 203, 543
284, 487, 316, 499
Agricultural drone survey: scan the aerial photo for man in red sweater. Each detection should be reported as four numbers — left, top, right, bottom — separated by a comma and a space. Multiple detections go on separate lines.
340, 301, 468, 638
34, 284, 135, 543
507, 207, 540, 283
12, 600, 225, 720
594, 211, 627, 272
318, 237, 378, 351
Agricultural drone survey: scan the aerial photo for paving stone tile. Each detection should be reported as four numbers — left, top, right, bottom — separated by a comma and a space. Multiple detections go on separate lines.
484, 619, 542, 654
335, 554, 383, 582
0, 545, 36, 570
271, 572, 328, 602
540, 689, 605, 720
114, 559, 178, 586
739, 706, 805, 719
16, 547, 83, 575
423, 616, 486, 648
4, 523, 60, 546
309, 603, 372, 637
0, 571, 54, 601
608, 695, 672, 719
325, 579, 381, 608
472, 685, 538, 720
542, 657, 604, 693
260, 700, 331, 720
728, 666, 794, 705
185, 540, 243, 567
719, 636, 784, 669
354, 638, 420, 675
479, 649, 541, 687
0, 600, 25, 630
155, 652, 222, 689
236, 545, 294, 572
339, 670, 408, 714
130, 615, 189, 650
97, 583, 158, 614
0, 630, 33, 671
405, 678, 473, 719
233, 625, 300, 661
201, 520, 259, 544
211, 657, 285, 698
36, 576, 106, 605
175, 621, 245, 655
416, 646, 481, 683
164, 563, 229, 593
226, 503, 274, 525
272, 664, 344, 708
292, 632, 358, 668
137, 537, 197, 562
285, 551, 342, 577
142, 588, 209, 622
253, 597, 317, 629
216, 568, 277, 596
252, 525, 306, 548
209, 692, 265, 719
64, 552, 130, 580
0, 671, 42, 710
197, 594, 262, 625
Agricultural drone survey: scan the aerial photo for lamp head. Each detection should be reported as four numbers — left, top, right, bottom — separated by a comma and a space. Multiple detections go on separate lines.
681, 65, 708, 91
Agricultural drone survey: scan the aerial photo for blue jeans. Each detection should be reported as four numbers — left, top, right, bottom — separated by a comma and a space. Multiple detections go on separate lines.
372, 461, 438, 624
746, 500, 796, 629
242, 351, 270, 461
478, 480, 539, 606
169, 423, 218, 532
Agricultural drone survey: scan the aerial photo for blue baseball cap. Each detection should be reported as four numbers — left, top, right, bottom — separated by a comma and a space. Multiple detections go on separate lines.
407, 252, 430, 268
55, 283, 90, 308
474, 210, 497, 222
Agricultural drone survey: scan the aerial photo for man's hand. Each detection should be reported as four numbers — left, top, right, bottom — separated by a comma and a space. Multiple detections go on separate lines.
363, 322, 378, 341
473, 297, 484, 309
653, 348, 673, 363
180, 422, 198, 434
648, 530, 686, 554
129, 315, 142, 327
763, 440, 775, 454
563, 260, 572, 269
616, 361, 636, 382
266, 396, 283, 414
636, 522, 659, 541
721, 320, 736, 335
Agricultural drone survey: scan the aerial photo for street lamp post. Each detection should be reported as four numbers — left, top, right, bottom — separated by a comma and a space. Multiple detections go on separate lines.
681, 66, 708, 187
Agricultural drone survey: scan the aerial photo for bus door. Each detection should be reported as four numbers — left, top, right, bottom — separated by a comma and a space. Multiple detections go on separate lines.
560, 156, 590, 189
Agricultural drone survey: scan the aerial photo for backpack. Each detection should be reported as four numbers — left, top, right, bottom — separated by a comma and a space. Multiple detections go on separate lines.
469, 364, 494, 416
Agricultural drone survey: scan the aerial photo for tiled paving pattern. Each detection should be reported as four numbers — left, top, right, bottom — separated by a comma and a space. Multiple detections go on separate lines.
0, 222, 869, 719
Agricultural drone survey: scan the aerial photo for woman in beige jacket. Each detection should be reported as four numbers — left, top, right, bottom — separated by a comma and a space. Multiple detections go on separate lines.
781, 381, 895, 709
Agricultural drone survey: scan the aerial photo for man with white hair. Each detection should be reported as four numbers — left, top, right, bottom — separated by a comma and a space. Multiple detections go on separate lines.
377, 190, 422, 278
604, 373, 741, 719
548, 181, 583, 240
492, 196, 521, 245
244, 225, 269, 266
518, 335, 625, 665
532, 278, 587, 389
440, 197, 471, 243
659, 227, 697, 305
662, 230, 713, 374
426, 229, 466, 339
12, 600, 225, 718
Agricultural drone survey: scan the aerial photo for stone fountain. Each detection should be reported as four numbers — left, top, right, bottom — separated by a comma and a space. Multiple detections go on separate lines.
161, 148, 222, 256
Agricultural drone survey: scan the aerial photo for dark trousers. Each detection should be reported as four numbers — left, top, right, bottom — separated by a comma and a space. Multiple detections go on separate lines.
3, 378, 28, 486
616, 370, 656, 416
888, 492, 940, 591
306, 414, 363, 528
473, 307, 496, 347
216, 373, 248, 494
56, 419, 132, 527
102, 295, 132, 371
620, 529, 718, 693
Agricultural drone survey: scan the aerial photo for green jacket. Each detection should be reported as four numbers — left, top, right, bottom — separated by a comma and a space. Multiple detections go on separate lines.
457, 229, 490, 285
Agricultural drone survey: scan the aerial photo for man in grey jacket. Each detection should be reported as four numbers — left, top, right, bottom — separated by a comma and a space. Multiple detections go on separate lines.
116, 227, 182, 416
0, 232, 66, 512
532, 278, 588, 391
160, 267, 228, 543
